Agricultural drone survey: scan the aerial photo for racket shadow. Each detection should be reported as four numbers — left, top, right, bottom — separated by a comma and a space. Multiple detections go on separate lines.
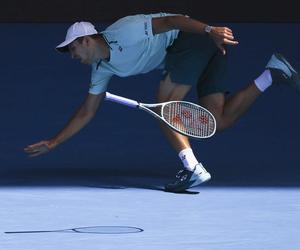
5, 225, 144, 234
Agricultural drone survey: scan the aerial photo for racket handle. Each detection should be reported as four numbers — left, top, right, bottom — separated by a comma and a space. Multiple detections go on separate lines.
105, 92, 139, 108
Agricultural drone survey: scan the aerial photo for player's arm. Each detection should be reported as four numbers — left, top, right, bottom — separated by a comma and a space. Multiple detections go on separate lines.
151, 15, 238, 55
24, 93, 104, 157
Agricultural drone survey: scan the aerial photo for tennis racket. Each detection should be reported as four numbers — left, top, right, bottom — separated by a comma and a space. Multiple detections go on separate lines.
105, 92, 216, 139
5, 226, 143, 234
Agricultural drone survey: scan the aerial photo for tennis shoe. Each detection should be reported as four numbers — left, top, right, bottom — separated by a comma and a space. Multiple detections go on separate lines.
165, 163, 211, 192
266, 53, 300, 93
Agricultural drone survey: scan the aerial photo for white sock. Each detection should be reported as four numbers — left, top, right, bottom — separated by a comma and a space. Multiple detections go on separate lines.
254, 69, 273, 92
178, 148, 198, 171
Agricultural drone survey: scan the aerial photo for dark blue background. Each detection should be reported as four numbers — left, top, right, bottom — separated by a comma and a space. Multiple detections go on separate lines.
1, 23, 300, 185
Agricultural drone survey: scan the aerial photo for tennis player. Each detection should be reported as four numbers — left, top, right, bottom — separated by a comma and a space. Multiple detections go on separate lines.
24, 13, 300, 192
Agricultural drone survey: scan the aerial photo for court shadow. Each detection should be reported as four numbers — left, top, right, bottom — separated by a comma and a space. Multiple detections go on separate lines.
0, 168, 203, 194
0, 168, 163, 191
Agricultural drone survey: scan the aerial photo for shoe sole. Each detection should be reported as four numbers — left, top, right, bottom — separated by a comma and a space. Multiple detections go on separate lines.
276, 53, 300, 92
164, 173, 211, 193
267, 53, 300, 92
275, 53, 298, 74
190, 172, 211, 188
267, 53, 296, 78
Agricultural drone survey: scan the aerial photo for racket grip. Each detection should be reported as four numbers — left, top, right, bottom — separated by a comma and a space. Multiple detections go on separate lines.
105, 92, 139, 108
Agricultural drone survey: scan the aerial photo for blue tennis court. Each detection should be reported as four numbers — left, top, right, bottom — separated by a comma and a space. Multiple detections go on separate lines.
1, 183, 300, 250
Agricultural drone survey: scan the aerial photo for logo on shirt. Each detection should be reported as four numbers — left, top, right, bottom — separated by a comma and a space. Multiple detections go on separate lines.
108, 40, 122, 52
144, 22, 148, 36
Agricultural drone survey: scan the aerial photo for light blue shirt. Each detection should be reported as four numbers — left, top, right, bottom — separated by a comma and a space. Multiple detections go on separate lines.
89, 13, 180, 95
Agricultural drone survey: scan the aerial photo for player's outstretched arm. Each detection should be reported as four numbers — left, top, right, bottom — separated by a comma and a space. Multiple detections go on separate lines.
24, 93, 104, 157
152, 15, 238, 55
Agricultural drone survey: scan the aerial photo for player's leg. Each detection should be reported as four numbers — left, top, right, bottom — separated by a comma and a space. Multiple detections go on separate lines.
156, 74, 192, 152
162, 43, 230, 192
159, 31, 218, 153
156, 74, 211, 192
199, 84, 261, 131
199, 53, 300, 131
159, 32, 220, 192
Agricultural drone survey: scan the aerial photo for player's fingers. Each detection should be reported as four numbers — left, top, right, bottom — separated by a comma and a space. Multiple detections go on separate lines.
215, 27, 236, 41
25, 144, 40, 151
27, 146, 49, 157
24, 147, 39, 154
215, 27, 232, 35
28, 151, 45, 157
224, 27, 232, 33
223, 38, 239, 45
225, 28, 234, 36
24, 141, 48, 151
24, 146, 38, 152
25, 144, 49, 155
213, 29, 237, 44
24, 146, 41, 153
223, 32, 236, 39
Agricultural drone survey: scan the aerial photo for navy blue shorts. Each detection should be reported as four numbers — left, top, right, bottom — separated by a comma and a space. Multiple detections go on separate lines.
164, 31, 229, 98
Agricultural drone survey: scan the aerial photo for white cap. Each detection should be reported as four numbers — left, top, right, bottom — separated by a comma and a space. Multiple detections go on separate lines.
56, 21, 98, 52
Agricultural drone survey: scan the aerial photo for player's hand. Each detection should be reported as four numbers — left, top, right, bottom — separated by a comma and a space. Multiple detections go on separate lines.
24, 140, 56, 157
209, 26, 239, 55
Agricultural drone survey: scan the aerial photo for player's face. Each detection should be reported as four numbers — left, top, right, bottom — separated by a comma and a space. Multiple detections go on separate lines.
68, 38, 94, 65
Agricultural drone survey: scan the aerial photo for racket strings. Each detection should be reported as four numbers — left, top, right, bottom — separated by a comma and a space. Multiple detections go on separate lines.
163, 102, 215, 137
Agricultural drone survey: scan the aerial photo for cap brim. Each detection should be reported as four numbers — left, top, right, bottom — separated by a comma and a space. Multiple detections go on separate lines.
56, 46, 70, 53
56, 31, 99, 53
55, 37, 77, 53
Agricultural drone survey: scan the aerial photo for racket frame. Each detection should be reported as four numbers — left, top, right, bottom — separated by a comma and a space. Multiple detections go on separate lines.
105, 92, 216, 139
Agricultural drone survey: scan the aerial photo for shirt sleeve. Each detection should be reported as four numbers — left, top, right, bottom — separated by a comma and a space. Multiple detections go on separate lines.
89, 66, 113, 95
103, 14, 153, 46
104, 13, 179, 46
